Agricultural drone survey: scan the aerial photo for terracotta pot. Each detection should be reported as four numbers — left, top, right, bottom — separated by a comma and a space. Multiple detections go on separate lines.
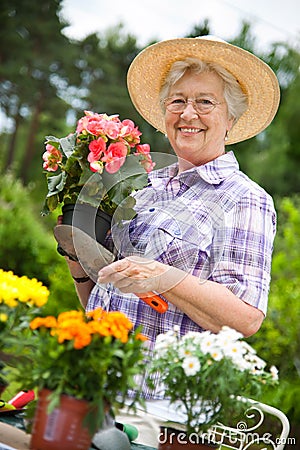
30, 389, 93, 450
158, 426, 219, 450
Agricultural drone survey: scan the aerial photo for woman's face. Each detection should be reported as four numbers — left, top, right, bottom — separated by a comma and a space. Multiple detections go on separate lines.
164, 70, 234, 169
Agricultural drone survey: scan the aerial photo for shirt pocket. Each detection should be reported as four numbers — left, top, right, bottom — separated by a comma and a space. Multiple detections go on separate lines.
144, 219, 212, 275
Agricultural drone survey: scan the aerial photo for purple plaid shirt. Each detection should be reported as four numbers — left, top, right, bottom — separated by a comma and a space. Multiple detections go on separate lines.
86, 150, 276, 399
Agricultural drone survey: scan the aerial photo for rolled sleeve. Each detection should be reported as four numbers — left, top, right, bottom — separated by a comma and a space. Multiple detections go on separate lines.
211, 189, 276, 314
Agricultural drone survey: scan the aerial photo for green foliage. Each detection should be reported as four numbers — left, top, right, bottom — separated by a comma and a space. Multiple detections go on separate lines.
248, 196, 300, 424
0, 172, 79, 312
228, 24, 300, 198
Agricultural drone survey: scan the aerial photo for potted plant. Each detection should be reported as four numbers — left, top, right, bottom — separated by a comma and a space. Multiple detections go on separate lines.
42, 110, 155, 261
13, 307, 147, 450
42, 110, 155, 216
148, 325, 279, 448
0, 268, 50, 392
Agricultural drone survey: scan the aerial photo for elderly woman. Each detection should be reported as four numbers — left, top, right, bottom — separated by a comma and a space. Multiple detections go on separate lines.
67, 36, 280, 446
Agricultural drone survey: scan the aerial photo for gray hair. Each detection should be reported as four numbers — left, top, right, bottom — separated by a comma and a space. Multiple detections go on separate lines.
160, 58, 248, 125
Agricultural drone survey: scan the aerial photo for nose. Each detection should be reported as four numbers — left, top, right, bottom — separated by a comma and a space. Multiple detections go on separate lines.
180, 102, 199, 120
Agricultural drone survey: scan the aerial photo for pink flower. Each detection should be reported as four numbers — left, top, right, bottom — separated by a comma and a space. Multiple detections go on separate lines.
76, 115, 89, 134
42, 144, 62, 172
89, 161, 104, 173
140, 153, 156, 173
86, 117, 106, 136
135, 144, 155, 172
120, 119, 141, 146
77, 111, 107, 136
88, 138, 106, 162
135, 144, 151, 155
104, 120, 122, 140
101, 141, 128, 173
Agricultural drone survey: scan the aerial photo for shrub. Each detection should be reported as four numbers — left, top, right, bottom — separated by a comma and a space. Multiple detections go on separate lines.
0, 172, 79, 312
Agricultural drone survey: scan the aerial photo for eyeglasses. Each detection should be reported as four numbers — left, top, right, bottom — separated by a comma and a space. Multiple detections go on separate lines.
164, 96, 224, 115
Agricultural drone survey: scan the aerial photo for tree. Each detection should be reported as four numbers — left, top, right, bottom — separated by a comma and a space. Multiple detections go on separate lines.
248, 196, 300, 442
0, 0, 81, 182
185, 19, 210, 38
228, 23, 300, 197
74, 25, 172, 154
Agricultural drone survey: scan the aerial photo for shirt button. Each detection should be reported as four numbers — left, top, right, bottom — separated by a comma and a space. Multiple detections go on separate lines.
149, 207, 155, 212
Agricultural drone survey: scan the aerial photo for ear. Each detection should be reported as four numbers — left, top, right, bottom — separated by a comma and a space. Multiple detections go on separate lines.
227, 117, 234, 131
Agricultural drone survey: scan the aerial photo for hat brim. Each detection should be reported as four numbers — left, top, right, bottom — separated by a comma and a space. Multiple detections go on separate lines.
127, 37, 280, 145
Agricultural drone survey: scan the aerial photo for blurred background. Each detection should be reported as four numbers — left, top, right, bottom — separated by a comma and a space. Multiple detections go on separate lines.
0, 0, 299, 444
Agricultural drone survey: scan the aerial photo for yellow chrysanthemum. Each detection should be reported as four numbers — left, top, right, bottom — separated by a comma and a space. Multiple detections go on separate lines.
0, 269, 49, 308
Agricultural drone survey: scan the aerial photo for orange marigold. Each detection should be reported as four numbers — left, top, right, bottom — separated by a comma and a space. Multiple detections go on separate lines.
86, 307, 106, 321
136, 333, 148, 341
53, 319, 92, 349
57, 310, 84, 324
30, 316, 57, 330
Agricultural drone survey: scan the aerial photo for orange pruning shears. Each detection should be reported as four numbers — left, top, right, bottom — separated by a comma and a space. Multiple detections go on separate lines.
138, 292, 168, 314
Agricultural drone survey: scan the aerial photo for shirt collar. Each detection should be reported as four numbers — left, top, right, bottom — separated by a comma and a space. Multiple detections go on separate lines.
149, 151, 239, 187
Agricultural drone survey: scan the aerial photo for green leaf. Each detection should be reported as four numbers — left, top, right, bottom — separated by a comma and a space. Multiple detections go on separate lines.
46, 194, 59, 212
100, 154, 147, 193
44, 136, 61, 149
59, 133, 77, 157
41, 201, 51, 216
127, 173, 148, 190
46, 172, 67, 196
107, 174, 147, 206
64, 155, 81, 177
79, 166, 95, 185
112, 197, 137, 222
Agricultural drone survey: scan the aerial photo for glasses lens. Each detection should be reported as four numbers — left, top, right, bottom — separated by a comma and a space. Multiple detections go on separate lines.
165, 98, 185, 113
165, 97, 216, 114
194, 99, 215, 114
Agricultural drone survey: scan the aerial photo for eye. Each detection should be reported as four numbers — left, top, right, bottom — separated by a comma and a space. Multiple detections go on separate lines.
168, 97, 186, 105
195, 98, 215, 106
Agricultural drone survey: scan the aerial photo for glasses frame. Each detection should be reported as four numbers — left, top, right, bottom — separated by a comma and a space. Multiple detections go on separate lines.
163, 96, 224, 115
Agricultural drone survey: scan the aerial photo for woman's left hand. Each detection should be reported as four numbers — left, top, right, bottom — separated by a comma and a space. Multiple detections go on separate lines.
97, 256, 178, 294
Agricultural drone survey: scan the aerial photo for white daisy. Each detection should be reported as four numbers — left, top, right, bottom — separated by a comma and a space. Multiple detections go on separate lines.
182, 356, 201, 376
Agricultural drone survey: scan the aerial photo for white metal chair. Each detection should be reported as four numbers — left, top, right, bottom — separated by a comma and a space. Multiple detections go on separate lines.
207, 397, 290, 450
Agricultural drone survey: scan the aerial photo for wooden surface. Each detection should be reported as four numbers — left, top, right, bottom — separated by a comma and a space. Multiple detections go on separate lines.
0, 415, 156, 450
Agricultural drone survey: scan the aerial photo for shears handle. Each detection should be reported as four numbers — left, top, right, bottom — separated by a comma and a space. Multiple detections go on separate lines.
138, 292, 168, 314
8, 389, 35, 409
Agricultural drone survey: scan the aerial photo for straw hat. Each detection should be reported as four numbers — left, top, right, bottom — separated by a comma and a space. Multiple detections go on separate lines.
127, 36, 280, 145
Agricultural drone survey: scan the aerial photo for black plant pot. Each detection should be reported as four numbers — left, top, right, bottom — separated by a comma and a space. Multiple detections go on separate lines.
54, 203, 114, 267
61, 203, 112, 246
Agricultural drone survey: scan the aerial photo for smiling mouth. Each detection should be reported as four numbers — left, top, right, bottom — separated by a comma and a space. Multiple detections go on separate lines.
179, 127, 202, 134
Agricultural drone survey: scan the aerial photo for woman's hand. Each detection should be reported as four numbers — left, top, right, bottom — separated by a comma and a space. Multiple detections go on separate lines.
97, 256, 183, 295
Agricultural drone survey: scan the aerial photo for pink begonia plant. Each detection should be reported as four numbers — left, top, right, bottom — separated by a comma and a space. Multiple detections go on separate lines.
42, 111, 155, 217
42, 146, 62, 172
